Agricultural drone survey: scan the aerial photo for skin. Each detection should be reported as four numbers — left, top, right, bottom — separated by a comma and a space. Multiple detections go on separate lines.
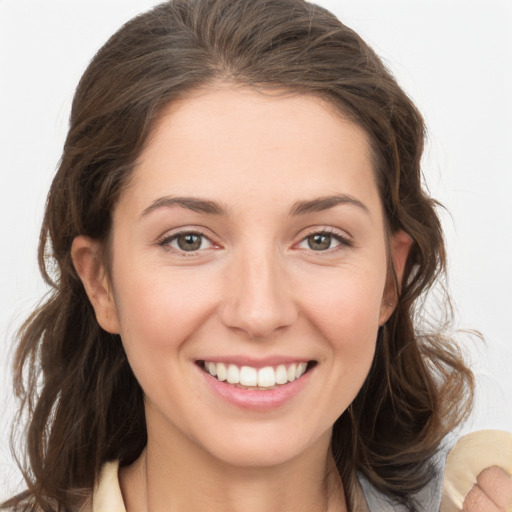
463, 466, 512, 512
72, 87, 510, 511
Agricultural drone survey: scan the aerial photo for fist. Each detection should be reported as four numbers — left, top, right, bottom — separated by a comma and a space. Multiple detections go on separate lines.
441, 430, 512, 512
462, 466, 512, 512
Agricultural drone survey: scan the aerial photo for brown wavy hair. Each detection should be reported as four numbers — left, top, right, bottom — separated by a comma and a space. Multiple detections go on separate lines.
4, 0, 473, 510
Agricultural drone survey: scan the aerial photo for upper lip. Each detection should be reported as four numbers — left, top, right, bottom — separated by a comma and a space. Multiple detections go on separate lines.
196, 356, 313, 369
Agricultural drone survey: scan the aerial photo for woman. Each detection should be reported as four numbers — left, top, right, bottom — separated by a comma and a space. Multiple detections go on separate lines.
2, 0, 510, 510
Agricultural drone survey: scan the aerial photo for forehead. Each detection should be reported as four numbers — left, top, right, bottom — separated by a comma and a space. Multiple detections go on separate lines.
122, 87, 381, 218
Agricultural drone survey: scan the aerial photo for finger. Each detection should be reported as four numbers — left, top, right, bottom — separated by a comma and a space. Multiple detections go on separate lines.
462, 483, 502, 512
476, 466, 512, 510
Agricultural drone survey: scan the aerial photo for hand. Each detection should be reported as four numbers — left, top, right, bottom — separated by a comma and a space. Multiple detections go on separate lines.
462, 466, 512, 512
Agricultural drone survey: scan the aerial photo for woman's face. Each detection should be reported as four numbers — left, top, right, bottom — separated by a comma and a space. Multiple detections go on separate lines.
80, 87, 409, 468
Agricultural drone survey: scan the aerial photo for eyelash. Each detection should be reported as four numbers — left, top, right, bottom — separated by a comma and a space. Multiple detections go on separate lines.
157, 229, 217, 255
157, 227, 352, 255
296, 228, 353, 253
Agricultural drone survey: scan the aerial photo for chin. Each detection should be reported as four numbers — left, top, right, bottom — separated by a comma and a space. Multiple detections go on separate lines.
194, 423, 331, 469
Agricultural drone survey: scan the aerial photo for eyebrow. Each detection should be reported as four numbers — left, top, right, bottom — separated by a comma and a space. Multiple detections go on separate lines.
140, 196, 227, 218
290, 194, 370, 216
140, 193, 369, 219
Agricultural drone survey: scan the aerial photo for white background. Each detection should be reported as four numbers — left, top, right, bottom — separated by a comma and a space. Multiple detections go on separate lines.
1, 0, 511, 498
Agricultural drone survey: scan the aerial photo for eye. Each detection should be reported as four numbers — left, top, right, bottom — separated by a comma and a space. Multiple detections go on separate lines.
160, 232, 213, 252
297, 231, 351, 251
303, 233, 339, 251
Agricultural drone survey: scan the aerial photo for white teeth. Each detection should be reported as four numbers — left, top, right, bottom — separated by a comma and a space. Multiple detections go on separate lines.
207, 362, 217, 377
204, 361, 310, 388
226, 364, 240, 384
257, 366, 276, 387
240, 366, 257, 386
287, 363, 297, 382
216, 363, 227, 381
296, 362, 307, 379
275, 364, 288, 385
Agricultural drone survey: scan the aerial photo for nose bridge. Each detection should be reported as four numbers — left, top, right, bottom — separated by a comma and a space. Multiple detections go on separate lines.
220, 241, 297, 338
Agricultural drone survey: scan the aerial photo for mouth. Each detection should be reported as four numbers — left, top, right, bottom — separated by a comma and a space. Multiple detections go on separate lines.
197, 360, 317, 390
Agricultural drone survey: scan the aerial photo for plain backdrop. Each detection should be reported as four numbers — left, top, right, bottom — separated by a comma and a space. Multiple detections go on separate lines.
1, 0, 511, 497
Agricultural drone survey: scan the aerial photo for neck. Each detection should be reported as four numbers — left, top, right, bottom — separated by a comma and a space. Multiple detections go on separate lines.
120, 426, 347, 512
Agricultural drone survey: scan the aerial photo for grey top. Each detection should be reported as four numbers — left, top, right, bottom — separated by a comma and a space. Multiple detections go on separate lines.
357, 441, 451, 511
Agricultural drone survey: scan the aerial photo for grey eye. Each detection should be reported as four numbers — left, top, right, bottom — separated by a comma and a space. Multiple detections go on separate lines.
178, 234, 202, 251
306, 233, 338, 251
169, 233, 211, 252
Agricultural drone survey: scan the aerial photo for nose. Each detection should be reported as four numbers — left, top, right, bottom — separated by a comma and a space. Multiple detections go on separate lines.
219, 247, 298, 339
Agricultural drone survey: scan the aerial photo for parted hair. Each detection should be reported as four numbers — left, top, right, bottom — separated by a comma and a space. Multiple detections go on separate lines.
4, 0, 473, 510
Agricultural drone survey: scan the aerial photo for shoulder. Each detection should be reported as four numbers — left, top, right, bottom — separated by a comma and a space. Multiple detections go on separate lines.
2, 493, 94, 512
1, 462, 126, 512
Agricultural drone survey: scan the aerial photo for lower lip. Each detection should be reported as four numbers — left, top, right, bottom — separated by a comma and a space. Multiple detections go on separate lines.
198, 366, 312, 411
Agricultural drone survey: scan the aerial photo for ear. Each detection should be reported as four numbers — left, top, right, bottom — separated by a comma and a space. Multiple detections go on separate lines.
71, 235, 121, 334
379, 230, 413, 325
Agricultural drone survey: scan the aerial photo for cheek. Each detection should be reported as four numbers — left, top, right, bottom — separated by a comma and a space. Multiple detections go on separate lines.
298, 265, 385, 398
112, 265, 218, 356
110, 266, 221, 414
303, 264, 386, 338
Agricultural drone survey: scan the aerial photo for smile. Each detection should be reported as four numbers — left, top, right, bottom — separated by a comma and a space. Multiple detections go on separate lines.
200, 361, 312, 389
